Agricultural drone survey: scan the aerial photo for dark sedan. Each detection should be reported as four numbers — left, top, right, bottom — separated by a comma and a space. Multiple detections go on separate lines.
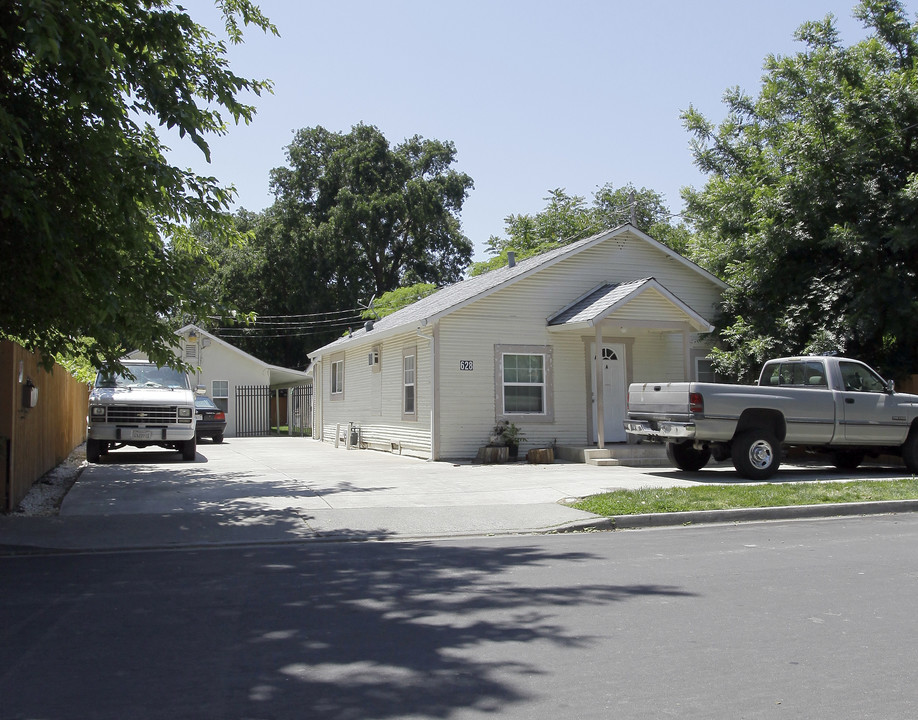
195, 396, 226, 443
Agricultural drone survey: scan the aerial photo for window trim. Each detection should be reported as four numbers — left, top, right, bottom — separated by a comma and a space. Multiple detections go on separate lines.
402, 345, 417, 420
330, 353, 345, 400
212, 380, 229, 413
494, 344, 554, 423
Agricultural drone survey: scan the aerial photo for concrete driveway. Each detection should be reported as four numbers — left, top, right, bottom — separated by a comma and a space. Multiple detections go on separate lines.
1, 437, 912, 553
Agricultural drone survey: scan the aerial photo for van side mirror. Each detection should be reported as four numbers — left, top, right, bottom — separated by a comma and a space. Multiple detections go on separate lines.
195, 384, 206, 395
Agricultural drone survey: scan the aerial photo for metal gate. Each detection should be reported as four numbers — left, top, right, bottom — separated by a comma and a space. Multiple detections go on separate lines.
235, 385, 270, 437
290, 385, 313, 436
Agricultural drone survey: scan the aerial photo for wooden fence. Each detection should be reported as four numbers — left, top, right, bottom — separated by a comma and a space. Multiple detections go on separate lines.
1, 340, 88, 512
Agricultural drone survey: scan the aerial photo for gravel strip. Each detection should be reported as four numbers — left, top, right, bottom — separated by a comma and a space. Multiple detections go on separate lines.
12, 443, 87, 516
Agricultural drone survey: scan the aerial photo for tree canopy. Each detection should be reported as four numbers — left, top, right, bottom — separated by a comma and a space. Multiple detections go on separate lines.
470, 183, 693, 275
202, 124, 474, 367
684, 0, 918, 381
0, 0, 276, 369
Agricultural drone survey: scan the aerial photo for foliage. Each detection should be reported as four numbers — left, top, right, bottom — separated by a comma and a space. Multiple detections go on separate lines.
491, 420, 525, 448
270, 123, 474, 297
360, 283, 439, 320
202, 124, 473, 366
683, 0, 918, 380
0, 0, 276, 371
469, 184, 693, 276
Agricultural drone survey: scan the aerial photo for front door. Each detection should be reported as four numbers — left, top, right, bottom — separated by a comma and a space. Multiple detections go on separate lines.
591, 343, 627, 443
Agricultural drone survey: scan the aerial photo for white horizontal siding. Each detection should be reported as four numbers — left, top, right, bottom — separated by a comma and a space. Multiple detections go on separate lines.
318, 332, 432, 455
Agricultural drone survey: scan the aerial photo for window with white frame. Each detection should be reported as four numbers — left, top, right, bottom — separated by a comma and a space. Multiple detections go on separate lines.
212, 380, 229, 413
330, 354, 344, 399
403, 348, 416, 418
495, 345, 553, 420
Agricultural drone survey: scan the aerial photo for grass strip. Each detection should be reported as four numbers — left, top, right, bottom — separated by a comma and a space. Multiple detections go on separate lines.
570, 477, 918, 517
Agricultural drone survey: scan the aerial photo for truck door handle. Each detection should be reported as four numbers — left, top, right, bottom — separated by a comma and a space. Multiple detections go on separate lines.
845, 398, 855, 404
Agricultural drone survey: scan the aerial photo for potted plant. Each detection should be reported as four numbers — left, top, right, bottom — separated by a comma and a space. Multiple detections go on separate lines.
494, 420, 525, 459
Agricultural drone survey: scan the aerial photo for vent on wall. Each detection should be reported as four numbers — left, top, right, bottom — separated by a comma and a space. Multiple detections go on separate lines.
368, 350, 379, 366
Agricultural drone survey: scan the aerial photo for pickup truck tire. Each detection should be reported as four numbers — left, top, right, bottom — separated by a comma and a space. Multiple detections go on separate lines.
181, 438, 197, 461
903, 429, 918, 474
732, 429, 780, 480
86, 438, 102, 464
666, 441, 711, 472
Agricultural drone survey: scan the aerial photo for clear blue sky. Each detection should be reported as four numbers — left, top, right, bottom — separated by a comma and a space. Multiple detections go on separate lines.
167, 1, 915, 261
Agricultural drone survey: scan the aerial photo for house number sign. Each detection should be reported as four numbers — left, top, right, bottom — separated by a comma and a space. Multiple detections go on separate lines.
459, 360, 474, 371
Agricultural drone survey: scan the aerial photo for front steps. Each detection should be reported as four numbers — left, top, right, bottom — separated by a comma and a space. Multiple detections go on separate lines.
555, 444, 671, 468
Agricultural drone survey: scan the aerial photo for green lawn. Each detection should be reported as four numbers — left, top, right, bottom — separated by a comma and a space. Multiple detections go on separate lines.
569, 476, 918, 517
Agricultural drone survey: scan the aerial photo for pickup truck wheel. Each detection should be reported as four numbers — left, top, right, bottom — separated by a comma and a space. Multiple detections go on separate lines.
732, 430, 780, 480
181, 438, 197, 461
86, 438, 101, 464
903, 430, 918, 474
666, 441, 711, 472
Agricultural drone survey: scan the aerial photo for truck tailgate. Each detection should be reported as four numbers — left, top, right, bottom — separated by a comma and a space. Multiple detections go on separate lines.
628, 382, 693, 417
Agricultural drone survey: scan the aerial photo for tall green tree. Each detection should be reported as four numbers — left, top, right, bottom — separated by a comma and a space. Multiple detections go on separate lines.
684, 0, 918, 381
270, 124, 474, 297
0, 0, 276, 369
471, 183, 692, 275
202, 124, 474, 367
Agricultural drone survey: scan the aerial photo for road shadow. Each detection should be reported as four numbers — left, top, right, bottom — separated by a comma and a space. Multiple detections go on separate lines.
0, 540, 699, 719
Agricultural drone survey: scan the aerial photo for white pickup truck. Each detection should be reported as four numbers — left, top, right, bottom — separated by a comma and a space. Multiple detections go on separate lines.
624, 356, 918, 479
86, 360, 199, 463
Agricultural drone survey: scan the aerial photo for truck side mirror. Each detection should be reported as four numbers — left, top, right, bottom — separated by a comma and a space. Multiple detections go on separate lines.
886, 379, 895, 395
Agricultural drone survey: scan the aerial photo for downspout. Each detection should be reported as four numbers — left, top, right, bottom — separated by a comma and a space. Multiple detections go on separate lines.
416, 323, 436, 461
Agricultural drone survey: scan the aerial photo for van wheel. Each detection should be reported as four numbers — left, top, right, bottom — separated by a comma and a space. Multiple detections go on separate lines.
86, 438, 101, 464
666, 441, 711, 472
903, 429, 918, 474
732, 430, 780, 480
182, 438, 197, 461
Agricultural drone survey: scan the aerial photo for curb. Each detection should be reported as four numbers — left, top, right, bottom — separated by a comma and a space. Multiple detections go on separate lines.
606, 499, 918, 529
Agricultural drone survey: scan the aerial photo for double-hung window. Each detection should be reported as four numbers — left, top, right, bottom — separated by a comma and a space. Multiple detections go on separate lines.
212, 380, 229, 413
330, 354, 344, 399
403, 348, 416, 419
496, 345, 553, 421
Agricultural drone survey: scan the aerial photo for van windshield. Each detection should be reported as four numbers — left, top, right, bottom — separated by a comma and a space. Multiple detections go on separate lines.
96, 365, 189, 390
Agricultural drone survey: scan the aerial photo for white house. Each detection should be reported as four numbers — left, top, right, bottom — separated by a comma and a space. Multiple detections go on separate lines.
129, 324, 311, 437
307, 224, 726, 460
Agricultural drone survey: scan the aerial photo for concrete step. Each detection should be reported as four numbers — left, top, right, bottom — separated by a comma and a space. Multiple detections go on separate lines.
558, 444, 672, 468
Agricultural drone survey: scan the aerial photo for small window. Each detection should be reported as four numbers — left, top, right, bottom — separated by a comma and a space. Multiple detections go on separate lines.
696, 358, 716, 383
212, 380, 229, 413
368, 345, 381, 372
330, 355, 344, 398
403, 351, 416, 417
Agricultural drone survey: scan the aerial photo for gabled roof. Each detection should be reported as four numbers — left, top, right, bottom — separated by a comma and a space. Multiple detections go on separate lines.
176, 324, 311, 388
547, 277, 714, 332
308, 223, 725, 359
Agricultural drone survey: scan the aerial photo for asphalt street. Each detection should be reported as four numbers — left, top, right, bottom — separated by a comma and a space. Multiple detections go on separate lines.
2, 514, 917, 719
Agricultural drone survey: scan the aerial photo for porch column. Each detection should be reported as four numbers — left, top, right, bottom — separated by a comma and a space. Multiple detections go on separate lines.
594, 324, 605, 448
682, 326, 691, 380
